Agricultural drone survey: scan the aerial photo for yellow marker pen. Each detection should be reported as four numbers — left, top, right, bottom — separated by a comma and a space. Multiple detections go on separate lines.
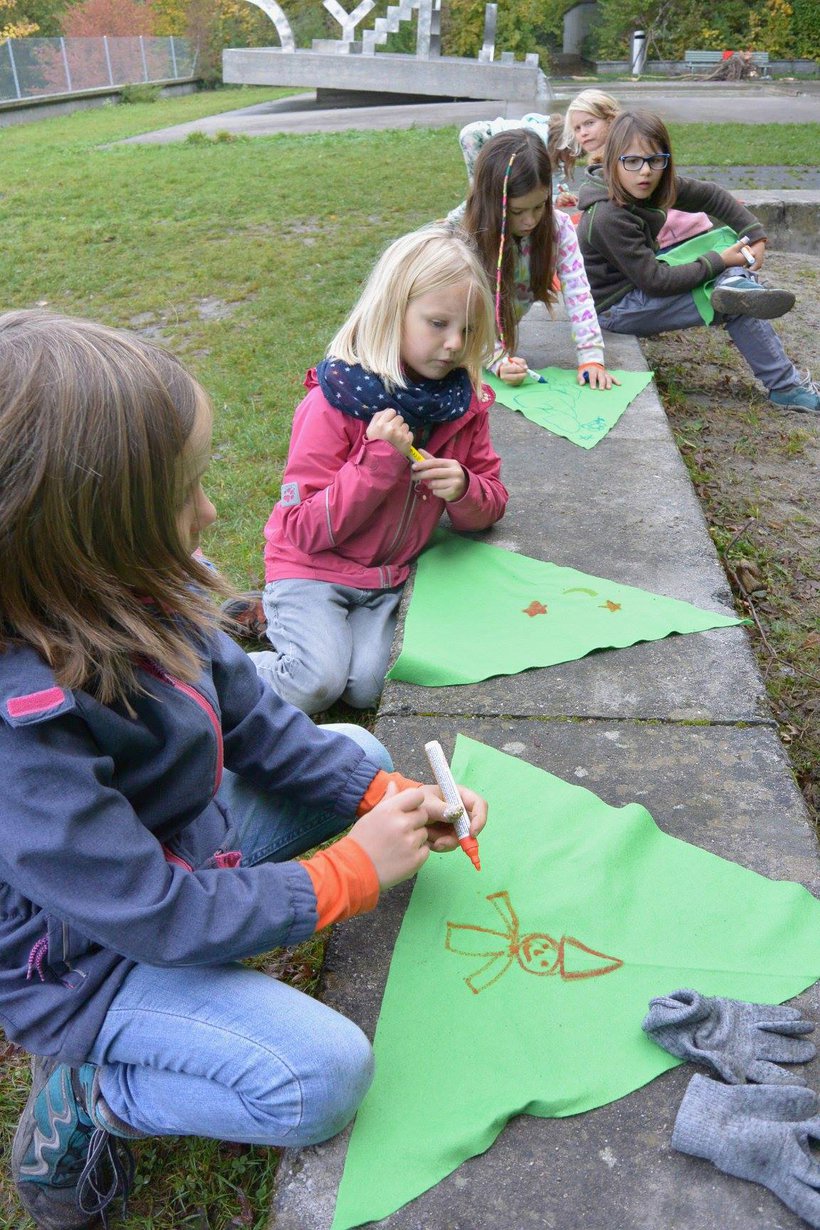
408, 445, 425, 463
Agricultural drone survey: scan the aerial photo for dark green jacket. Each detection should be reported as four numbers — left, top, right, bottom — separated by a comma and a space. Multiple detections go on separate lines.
576, 167, 767, 312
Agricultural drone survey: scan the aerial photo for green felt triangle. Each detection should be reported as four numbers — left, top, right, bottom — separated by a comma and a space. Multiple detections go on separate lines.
387, 531, 742, 687
484, 366, 653, 448
331, 736, 820, 1230
656, 226, 739, 324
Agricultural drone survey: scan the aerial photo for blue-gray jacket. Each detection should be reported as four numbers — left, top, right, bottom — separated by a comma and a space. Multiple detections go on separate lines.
0, 633, 380, 1064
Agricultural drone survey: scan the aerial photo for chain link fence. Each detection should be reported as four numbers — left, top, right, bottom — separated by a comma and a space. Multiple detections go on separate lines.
0, 36, 197, 103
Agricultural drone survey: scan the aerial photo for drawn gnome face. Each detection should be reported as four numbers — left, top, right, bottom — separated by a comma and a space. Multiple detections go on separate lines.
446, 890, 623, 994
518, 932, 561, 974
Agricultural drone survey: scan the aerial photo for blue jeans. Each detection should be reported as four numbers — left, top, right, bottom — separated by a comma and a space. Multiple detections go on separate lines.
87, 724, 392, 1147
249, 578, 403, 713
598, 272, 799, 394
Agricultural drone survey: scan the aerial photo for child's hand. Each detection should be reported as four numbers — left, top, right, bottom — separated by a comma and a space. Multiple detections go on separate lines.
578, 365, 621, 390
349, 782, 431, 890
556, 189, 579, 208
720, 238, 766, 271
411, 454, 467, 502
498, 356, 528, 386
366, 407, 414, 455
418, 784, 488, 854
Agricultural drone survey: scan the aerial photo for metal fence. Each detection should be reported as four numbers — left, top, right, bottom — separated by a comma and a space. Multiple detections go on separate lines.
0, 36, 197, 103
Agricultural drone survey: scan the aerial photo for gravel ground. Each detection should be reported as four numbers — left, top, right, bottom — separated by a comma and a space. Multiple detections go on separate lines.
642, 249, 819, 833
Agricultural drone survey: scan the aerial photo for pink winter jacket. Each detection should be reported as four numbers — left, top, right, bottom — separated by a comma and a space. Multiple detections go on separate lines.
264, 369, 508, 590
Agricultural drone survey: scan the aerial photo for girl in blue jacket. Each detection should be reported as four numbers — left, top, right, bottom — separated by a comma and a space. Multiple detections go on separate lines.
0, 310, 487, 1229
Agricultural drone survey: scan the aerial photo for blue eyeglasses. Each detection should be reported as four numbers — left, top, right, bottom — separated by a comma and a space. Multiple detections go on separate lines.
618, 153, 670, 172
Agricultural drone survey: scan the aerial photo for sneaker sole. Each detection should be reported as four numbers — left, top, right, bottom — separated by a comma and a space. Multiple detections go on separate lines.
711, 287, 796, 320
769, 398, 820, 415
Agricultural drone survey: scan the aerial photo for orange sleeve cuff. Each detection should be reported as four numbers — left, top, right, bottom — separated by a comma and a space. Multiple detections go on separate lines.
355, 769, 422, 817
578, 362, 605, 371
300, 835, 380, 931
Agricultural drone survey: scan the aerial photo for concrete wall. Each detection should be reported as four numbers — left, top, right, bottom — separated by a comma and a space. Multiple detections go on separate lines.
223, 47, 550, 104
0, 79, 198, 128
563, 3, 598, 55
738, 191, 820, 256
594, 58, 818, 76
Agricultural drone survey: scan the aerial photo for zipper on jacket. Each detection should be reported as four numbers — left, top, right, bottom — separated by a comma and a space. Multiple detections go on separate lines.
140, 661, 224, 794
379, 481, 419, 569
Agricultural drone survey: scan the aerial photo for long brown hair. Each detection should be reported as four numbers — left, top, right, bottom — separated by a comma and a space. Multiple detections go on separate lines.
463, 128, 556, 358
602, 111, 678, 210
0, 310, 231, 705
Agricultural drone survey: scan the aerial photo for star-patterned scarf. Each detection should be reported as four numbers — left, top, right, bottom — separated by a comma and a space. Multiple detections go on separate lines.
316, 359, 474, 433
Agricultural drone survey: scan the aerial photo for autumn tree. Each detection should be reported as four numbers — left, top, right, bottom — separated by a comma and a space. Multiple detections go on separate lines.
1, 0, 39, 39
61, 0, 155, 36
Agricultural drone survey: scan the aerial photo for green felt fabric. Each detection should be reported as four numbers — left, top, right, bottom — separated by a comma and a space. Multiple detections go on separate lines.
656, 225, 739, 324
484, 367, 653, 448
387, 531, 742, 687
331, 736, 820, 1230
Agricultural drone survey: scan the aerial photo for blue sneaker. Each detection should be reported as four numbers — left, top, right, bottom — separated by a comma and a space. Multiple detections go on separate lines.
12, 1058, 135, 1229
712, 275, 795, 320
769, 370, 820, 414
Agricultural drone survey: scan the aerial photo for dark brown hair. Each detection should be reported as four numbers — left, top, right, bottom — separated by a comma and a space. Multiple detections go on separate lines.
0, 310, 231, 705
462, 128, 556, 356
602, 111, 677, 210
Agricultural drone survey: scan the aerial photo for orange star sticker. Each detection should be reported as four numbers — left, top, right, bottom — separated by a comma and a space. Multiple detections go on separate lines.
601, 599, 622, 612
523, 601, 548, 617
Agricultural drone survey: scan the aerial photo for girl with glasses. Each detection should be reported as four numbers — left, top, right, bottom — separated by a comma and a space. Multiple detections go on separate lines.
561, 89, 713, 249
576, 110, 819, 414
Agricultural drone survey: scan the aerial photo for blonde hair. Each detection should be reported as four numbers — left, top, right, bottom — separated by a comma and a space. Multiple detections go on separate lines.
0, 310, 230, 706
561, 89, 621, 159
328, 224, 496, 392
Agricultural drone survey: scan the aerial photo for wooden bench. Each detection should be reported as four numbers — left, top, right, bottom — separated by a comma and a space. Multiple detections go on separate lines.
684, 49, 770, 75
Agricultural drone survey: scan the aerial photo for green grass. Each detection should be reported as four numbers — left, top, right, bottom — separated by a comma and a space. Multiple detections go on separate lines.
0, 92, 818, 1227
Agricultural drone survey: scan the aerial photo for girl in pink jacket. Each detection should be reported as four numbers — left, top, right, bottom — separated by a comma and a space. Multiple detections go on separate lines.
248, 224, 508, 714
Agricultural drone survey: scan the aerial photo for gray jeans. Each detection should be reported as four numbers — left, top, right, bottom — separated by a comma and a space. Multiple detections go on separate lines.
249, 578, 403, 714
598, 272, 799, 394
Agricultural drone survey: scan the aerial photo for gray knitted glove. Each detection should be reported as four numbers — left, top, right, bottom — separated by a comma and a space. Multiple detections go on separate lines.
672, 1075, 820, 1228
642, 989, 816, 1084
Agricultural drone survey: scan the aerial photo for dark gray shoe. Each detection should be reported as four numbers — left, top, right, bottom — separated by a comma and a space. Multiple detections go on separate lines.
12, 1058, 96, 1229
712, 282, 795, 319
12, 1058, 135, 1229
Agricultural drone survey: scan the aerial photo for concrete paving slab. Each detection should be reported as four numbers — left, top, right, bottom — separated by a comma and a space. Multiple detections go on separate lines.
270, 718, 818, 1230
380, 318, 768, 723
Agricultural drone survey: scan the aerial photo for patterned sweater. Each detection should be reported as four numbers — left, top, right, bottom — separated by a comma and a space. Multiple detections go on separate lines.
488, 209, 606, 371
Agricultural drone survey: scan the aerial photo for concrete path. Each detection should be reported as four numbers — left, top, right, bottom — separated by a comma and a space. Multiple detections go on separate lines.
269, 312, 819, 1229
120, 77, 820, 143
